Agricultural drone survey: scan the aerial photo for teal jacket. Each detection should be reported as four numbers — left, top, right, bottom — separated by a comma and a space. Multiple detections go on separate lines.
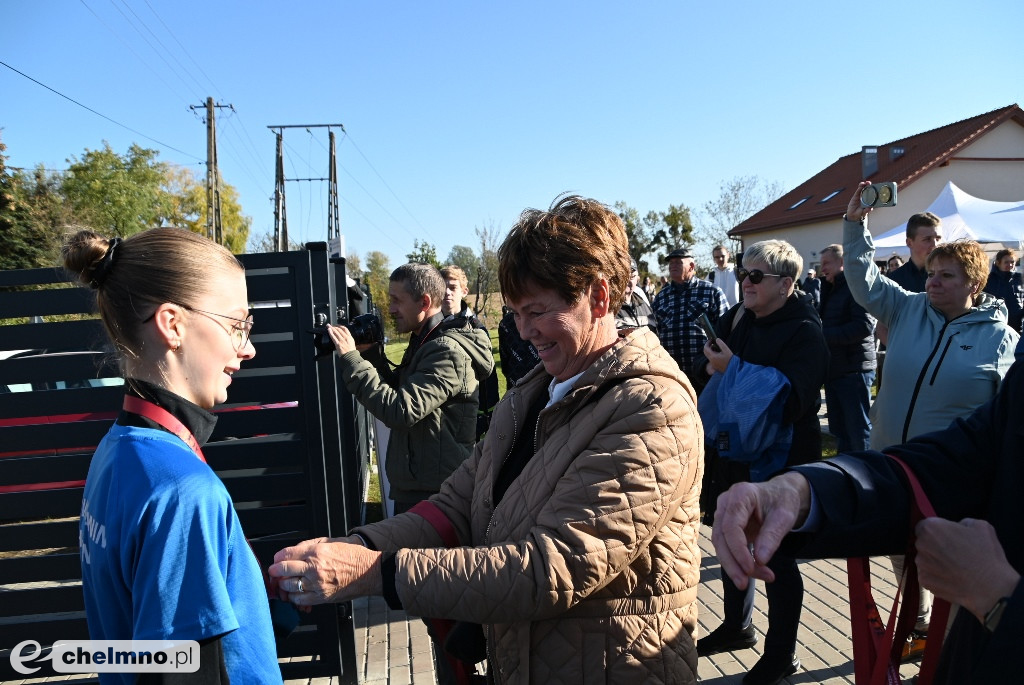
843, 217, 1018, 449
339, 313, 495, 503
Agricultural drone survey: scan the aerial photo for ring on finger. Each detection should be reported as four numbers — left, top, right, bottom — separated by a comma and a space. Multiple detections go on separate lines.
297, 579, 304, 593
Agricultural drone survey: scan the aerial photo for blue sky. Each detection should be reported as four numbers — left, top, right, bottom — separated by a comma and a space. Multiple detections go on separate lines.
2, 1, 1021, 270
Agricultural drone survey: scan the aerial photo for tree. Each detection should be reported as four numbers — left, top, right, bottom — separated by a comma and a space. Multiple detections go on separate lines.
248, 230, 303, 253
406, 239, 440, 268
614, 201, 662, 275
61, 142, 171, 237
161, 166, 251, 253
0, 136, 68, 271
364, 250, 393, 335
696, 175, 785, 259
473, 221, 501, 317
445, 244, 478, 284
345, 250, 362, 280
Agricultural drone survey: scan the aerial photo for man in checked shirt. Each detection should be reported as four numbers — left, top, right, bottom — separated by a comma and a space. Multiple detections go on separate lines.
652, 247, 729, 386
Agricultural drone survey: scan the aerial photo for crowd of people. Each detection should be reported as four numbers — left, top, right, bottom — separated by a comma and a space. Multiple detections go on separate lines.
67, 187, 1022, 685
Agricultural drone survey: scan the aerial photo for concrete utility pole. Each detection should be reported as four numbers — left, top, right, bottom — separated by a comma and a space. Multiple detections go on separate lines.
273, 130, 287, 252
190, 97, 231, 244
266, 123, 345, 252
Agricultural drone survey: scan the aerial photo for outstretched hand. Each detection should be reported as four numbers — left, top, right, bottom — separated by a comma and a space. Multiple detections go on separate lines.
711, 473, 812, 589
268, 536, 383, 607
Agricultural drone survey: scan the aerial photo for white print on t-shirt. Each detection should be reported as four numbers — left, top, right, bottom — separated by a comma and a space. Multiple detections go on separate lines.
80, 497, 107, 565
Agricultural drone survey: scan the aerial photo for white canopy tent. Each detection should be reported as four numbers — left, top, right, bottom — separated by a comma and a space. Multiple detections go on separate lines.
871, 181, 1024, 260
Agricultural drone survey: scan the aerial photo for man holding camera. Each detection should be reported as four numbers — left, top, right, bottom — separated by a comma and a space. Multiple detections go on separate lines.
329, 263, 494, 512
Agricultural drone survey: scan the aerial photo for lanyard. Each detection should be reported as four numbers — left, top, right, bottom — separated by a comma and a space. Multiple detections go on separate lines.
122, 394, 207, 463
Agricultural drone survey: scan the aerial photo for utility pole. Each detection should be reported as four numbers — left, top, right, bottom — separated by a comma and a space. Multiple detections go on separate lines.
327, 130, 340, 243
272, 130, 287, 252
266, 124, 345, 253
190, 97, 231, 244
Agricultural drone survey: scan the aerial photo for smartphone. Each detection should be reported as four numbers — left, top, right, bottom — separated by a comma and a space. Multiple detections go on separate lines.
697, 313, 721, 352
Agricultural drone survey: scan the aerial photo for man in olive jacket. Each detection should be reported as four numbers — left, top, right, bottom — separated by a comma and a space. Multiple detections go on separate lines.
330, 263, 495, 511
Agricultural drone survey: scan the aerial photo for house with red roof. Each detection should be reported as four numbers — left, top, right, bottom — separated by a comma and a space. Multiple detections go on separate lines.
729, 104, 1024, 272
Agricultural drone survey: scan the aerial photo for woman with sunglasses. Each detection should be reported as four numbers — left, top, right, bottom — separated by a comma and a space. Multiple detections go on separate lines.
64, 229, 281, 684
693, 239, 828, 685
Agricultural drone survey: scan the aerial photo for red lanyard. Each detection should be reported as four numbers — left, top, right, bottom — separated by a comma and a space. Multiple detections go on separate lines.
122, 395, 207, 463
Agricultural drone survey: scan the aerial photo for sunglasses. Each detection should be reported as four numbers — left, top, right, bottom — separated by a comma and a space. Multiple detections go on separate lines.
736, 268, 785, 285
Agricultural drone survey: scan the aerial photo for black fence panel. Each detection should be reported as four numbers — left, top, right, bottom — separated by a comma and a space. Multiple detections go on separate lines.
0, 244, 370, 683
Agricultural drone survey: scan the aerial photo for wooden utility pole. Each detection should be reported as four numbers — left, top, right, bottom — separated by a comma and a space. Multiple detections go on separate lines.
190, 97, 231, 244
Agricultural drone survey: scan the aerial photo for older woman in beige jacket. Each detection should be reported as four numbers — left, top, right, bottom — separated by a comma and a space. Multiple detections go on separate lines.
271, 195, 704, 684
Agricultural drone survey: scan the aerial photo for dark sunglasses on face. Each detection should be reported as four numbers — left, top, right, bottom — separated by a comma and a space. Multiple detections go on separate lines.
736, 268, 785, 285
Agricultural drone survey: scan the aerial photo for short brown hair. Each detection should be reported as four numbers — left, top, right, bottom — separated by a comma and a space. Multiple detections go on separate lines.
62, 228, 244, 360
925, 240, 989, 298
821, 244, 843, 260
498, 194, 630, 311
907, 212, 942, 240
391, 263, 445, 303
995, 248, 1017, 264
440, 264, 469, 292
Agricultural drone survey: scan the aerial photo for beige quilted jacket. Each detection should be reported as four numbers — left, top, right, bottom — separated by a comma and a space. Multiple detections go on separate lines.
353, 328, 703, 684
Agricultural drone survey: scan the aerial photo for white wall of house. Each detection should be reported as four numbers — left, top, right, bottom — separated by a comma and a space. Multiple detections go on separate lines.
737, 120, 1024, 271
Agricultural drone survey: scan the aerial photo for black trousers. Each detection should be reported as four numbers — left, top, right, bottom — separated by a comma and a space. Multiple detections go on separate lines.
719, 549, 803, 655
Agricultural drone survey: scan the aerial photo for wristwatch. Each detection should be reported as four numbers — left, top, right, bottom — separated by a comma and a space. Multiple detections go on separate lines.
983, 596, 1009, 633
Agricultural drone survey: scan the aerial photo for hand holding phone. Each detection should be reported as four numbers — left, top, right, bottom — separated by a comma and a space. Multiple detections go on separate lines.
697, 313, 721, 352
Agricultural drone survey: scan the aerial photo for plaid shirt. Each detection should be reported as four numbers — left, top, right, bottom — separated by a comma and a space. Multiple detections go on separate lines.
652, 277, 729, 377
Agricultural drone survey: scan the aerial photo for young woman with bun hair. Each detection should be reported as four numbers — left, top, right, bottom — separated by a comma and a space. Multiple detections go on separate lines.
64, 228, 281, 684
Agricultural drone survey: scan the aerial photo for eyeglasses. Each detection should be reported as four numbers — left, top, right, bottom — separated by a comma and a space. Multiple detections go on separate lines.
736, 268, 785, 285
184, 306, 254, 351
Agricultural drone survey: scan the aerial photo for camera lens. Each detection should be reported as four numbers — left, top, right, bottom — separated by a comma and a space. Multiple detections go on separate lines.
860, 186, 879, 207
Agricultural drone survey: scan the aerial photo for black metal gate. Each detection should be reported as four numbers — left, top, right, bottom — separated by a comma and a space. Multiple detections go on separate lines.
0, 242, 370, 682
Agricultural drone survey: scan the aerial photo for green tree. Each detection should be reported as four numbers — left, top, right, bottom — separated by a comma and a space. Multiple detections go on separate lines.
364, 250, 393, 335
62, 142, 171, 237
406, 239, 440, 268
159, 166, 251, 253
614, 201, 663, 275
445, 244, 478, 284
0, 138, 68, 271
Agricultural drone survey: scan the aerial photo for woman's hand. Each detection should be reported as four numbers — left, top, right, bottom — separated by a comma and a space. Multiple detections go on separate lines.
704, 337, 734, 374
845, 181, 874, 222
268, 538, 383, 606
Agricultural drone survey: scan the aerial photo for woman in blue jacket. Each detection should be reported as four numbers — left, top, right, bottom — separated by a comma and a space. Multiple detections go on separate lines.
843, 182, 1018, 662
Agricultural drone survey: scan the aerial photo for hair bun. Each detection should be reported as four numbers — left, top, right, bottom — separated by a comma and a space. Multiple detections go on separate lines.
62, 230, 117, 289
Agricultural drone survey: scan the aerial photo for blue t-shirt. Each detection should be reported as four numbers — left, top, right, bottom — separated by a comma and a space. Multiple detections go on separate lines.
79, 424, 280, 684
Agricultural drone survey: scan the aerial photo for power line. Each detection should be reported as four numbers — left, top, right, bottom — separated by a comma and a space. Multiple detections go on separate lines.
0, 59, 203, 161
306, 132, 422, 243
78, 0, 194, 106
341, 132, 434, 239
141, 0, 221, 97
108, 0, 204, 101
